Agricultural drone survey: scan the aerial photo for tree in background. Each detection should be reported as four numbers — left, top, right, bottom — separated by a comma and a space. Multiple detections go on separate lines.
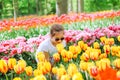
56, 0, 68, 16
77, 0, 84, 13
13, 0, 18, 22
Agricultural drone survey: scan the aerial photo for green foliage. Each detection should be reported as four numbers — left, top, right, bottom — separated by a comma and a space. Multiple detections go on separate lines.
84, 0, 120, 12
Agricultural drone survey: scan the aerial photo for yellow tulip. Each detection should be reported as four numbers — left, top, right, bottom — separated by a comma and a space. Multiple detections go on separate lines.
53, 53, 60, 62
78, 41, 84, 49
25, 66, 33, 76
100, 36, 106, 44
90, 51, 99, 60
33, 69, 42, 76
63, 58, 69, 62
117, 35, 120, 42
52, 67, 58, 74
69, 46, 76, 54
111, 46, 118, 56
113, 59, 120, 68
56, 43, 64, 53
72, 72, 83, 80
33, 75, 46, 80
13, 77, 22, 80
80, 52, 89, 61
14, 64, 23, 74
37, 52, 46, 62
67, 63, 78, 77
18, 59, 26, 71
83, 44, 88, 51
103, 45, 110, 54
60, 74, 70, 80
93, 42, 100, 49
96, 58, 110, 71
67, 51, 73, 59
8, 58, 16, 70
109, 38, 114, 46
61, 49, 68, 58
44, 61, 51, 72
57, 67, 66, 79
0, 60, 8, 74
79, 61, 88, 71
105, 38, 109, 45
75, 46, 81, 54
99, 53, 107, 59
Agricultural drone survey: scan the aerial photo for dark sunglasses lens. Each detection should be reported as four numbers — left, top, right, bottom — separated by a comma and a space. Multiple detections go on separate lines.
61, 38, 64, 40
55, 38, 59, 41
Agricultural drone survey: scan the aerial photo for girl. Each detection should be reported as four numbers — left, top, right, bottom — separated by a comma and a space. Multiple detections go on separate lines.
35, 24, 66, 62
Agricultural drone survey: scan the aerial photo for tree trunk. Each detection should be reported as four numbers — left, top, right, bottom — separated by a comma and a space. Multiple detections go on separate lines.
38, 0, 43, 15
36, 0, 39, 15
77, 0, 84, 13
68, 0, 73, 12
13, 0, 18, 22
56, 0, 68, 17
28, 0, 30, 14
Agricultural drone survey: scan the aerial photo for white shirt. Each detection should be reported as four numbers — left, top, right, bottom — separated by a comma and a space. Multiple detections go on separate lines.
35, 38, 66, 62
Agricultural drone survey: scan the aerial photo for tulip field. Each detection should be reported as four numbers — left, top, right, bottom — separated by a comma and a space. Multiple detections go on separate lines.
0, 10, 120, 80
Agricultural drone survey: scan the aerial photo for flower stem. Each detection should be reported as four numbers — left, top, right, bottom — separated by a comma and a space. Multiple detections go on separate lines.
5, 73, 8, 80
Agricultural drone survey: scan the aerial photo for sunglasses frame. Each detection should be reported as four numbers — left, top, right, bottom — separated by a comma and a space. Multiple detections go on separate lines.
55, 37, 64, 41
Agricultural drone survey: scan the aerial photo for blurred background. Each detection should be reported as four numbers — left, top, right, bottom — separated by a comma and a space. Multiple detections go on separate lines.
0, 0, 120, 20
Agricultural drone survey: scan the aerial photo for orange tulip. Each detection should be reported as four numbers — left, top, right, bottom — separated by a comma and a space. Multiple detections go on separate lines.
89, 66, 98, 77
25, 66, 33, 76
8, 58, 16, 70
0, 60, 8, 74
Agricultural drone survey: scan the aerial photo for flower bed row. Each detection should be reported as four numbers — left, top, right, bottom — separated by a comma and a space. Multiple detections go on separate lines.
0, 25, 120, 60
0, 10, 120, 31
0, 28, 120, 80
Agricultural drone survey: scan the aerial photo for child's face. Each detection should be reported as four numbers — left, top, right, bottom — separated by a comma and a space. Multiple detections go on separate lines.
51, 31, 64, 45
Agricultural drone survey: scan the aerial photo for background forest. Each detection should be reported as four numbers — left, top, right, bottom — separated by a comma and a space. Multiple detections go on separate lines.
0, 0, 120, 19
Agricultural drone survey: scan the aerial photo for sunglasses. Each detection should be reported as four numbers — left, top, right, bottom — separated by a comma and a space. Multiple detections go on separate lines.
55, 37, 64, 41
